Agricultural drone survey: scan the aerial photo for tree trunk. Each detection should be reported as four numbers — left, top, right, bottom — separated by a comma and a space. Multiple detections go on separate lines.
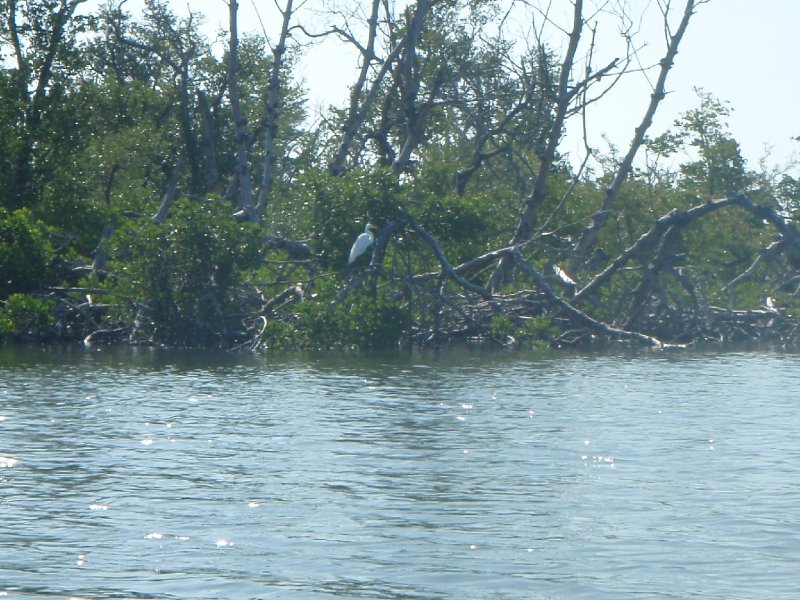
197, 90, 221, 194
227, 0, 254, 217
255, 0, 294, 218
487, 0, 584, 293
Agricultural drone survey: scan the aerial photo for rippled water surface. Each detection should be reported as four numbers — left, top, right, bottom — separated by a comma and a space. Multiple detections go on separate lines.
1, 345, 800, 599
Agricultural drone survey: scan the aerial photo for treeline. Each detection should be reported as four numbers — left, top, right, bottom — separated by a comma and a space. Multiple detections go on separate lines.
1, 0, 799, 350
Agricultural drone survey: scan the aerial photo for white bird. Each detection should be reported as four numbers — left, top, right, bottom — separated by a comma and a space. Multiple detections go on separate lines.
348, 223, 375, 265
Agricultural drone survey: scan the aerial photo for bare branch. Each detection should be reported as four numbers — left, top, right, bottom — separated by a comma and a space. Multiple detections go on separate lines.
404, 211, 494, 301
255, 0, 295, 218
722, 239, 786, 292
488, 0, 585, 292
567, 0, 700, 277
573, 193, 800, 304
512, 250, 674, 347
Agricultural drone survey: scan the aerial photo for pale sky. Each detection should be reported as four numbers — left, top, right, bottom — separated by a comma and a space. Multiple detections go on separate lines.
96, 0, 800, 174
587, 0, 800, 172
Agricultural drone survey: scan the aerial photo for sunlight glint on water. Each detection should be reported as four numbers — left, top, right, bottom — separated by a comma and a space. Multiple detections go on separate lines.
1, 347, 799, 599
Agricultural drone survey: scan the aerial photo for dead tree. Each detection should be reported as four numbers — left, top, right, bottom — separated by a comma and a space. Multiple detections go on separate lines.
226, 0, 297, 223
227, 0, 255, 219
566, 0, 702, 279
487, 0, 621, 292
254, 0, 295, 218
323, 0, 435, 176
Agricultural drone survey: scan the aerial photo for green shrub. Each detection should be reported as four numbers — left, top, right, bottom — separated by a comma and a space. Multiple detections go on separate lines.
0, 293, 55, 341
271, 290, 410, 351
0, 208, 55, 299
34, 195, 110, 257
412, 189, 503, 264
113, 199, 263, 346
489, 312, 559, 348
332, 292, 410, 350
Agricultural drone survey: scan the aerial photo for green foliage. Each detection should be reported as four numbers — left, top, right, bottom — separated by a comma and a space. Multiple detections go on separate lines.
113, 200, 263, 346
488, 314, 515, 338
0, 294, 55, 341
683, 205, 772, 296
302, 169, 402, 270
264, 289, 410, 351
69, 79, 173, 210
412, 189, 503, 264
0, 0, 92, 211
332, 292, 410, 350
34, 195, 110, 257
0, 209, 55, 299
659, 89, 752, 198
776, 174, 800, 214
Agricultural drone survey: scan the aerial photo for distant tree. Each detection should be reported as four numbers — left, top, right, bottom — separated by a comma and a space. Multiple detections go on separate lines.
674, 89, 752, 198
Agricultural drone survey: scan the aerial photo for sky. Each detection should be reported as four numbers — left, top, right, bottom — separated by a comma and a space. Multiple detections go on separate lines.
95, 0, 799, 174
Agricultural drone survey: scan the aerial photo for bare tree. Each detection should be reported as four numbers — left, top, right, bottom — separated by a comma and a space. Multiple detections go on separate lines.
255, 0, 296, 218
321, 0, 435, 176
228, 0, 298, 222
483, 0, 700, 293
566, 0, 703, 279
488, 0, 585, 291
227, 0, 255, 218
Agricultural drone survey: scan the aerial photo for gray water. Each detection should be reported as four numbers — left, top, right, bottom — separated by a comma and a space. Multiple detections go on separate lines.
1, 345, 799, 599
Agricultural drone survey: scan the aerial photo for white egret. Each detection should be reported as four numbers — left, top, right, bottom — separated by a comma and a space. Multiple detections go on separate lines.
348, 223, 375, 265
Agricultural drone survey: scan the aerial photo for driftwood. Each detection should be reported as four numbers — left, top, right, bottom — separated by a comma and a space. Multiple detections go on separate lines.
37, 287, 122, 343
708, 306, 780, 323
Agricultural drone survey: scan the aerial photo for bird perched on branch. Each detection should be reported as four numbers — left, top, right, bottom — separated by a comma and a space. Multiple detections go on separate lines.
348, 223, 376, 265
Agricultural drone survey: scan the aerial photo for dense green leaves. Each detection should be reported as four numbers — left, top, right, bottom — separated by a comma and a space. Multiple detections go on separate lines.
0, 209, 55, 298
0, 293, 55, 342
112, 201, 263, 346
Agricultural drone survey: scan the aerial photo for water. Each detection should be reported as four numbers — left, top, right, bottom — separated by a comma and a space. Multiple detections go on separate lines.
1, 345, 799, 599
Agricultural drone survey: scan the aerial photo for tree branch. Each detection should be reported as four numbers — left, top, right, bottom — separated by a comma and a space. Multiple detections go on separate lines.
567, 0, 700, 277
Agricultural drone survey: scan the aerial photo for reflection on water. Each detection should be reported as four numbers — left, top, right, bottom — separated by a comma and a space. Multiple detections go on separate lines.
1, 346, 800, 598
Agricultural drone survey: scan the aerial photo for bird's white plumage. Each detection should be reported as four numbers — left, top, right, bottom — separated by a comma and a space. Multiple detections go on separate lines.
348, 224, 375, 264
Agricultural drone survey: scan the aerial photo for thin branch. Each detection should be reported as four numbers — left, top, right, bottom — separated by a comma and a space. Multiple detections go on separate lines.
403, 211, 494, 301
722, 239, 786, 292
567, 0, 700, 276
